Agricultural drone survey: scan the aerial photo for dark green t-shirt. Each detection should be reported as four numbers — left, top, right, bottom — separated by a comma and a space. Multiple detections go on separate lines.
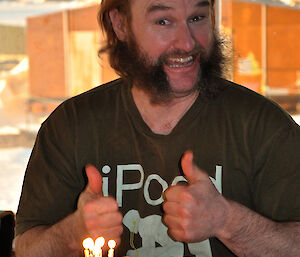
16, 78, 300, 257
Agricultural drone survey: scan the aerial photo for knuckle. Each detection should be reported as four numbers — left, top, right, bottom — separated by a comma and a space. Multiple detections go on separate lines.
85, 219, 96, 231
162, 201, 172, 212
82, 202, 92, 215
180, 190, 193, 202
116, 212, 123, 223
104, 197, 119, 210
181, 207, 192, 219
162, 214, 169, 226
163, 187, 171, 199
116, 225, 123, 236
111, 200, 119, 210
180, 216, 192, 232
183, 231, 194, 242
162, 202, 170, 213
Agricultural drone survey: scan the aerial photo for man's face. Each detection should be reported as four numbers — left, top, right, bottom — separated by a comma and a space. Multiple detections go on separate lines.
128, 0, 213, 99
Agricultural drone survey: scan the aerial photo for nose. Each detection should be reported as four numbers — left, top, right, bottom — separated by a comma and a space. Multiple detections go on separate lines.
173, 23, 196, 52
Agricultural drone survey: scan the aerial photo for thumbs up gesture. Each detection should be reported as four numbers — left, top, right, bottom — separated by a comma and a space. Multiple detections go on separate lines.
76, 165, 123, 245
162, 151, 229, 243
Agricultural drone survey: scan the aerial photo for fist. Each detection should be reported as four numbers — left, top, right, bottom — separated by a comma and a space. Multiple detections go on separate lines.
162, 151, 229, 243
76, 165, 123, 245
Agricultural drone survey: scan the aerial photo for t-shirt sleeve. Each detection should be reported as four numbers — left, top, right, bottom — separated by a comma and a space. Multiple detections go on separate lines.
252, 117, 300, 221
15, 102, 85, 236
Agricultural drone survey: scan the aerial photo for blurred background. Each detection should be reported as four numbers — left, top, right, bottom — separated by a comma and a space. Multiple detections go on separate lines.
0, 0, 300, 216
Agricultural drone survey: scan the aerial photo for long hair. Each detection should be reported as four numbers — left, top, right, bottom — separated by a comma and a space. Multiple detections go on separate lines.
97, 0, 216, 77
97, 0, 131, 75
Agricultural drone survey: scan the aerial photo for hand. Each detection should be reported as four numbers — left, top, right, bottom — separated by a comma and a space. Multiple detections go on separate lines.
162, 151, 229, 243
76, 165, 123, 246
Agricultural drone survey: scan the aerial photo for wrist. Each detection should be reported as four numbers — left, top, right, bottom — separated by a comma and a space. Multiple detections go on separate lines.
69, 210, 88, 250
215, 198, 236, 241
51, 210, 86, 251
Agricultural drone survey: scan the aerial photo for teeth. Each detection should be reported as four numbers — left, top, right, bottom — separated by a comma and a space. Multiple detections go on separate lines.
167, 56, 194, 68
169, 62, 192, 68
168, 56, 193, 63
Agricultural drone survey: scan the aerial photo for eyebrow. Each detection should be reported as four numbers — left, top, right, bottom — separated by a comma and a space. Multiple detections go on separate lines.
146, 3, 172, 14
196, 0, 210, 7
146, 0, 210, 14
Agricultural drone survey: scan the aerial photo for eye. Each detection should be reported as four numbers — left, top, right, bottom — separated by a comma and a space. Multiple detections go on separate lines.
155, 19, 170, 25
189, 15, 205, 23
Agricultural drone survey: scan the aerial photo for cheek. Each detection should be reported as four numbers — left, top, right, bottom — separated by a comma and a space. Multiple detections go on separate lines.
134, 27, 171, 59
194, 29, 213, 50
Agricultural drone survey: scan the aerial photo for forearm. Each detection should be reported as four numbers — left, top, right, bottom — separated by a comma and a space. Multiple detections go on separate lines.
15, 211, 85, 257
217, 200, 300, 257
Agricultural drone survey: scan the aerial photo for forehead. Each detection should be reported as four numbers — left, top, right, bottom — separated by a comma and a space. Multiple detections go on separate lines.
130, 0, 211, 15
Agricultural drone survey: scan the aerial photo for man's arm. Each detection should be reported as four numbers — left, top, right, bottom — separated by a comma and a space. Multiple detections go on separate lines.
14, 214, 82, 257
163, 151, 300, 257
14, 165, 123, 257
218, 200, 300, 257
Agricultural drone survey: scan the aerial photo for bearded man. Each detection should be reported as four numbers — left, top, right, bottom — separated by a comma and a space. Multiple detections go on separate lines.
14, 0, 300, 256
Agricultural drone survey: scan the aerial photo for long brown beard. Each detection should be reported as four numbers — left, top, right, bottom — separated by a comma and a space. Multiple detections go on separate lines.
110, 32, 227, 104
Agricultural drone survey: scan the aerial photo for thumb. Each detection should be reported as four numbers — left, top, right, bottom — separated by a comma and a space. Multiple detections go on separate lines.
181, 151, 209, 184
85, 165, 103, 196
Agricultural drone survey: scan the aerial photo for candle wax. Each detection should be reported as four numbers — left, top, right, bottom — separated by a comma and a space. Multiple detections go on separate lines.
108, 248, 114, 257
84, 249, 89, 257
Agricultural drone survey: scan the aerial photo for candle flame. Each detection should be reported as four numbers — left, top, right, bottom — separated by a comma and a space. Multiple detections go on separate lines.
108, 239, 116, 249
83, 237, 94, 249
95, 236, 105, 248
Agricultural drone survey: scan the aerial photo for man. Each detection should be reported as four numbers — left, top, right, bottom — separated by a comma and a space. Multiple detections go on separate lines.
15, 0, 300, 256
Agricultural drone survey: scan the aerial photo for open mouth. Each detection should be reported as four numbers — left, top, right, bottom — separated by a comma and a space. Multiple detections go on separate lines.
165, 55, 195, 68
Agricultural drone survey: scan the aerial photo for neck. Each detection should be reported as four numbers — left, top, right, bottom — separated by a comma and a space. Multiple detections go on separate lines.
132, 86, 199, 135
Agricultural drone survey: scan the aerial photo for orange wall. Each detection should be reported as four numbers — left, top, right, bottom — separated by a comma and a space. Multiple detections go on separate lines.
27, 4, 118, 100
27, 12, 67, 98
222, 0, 300, 94
68, 5, 99, 31
267, 5, 300, 89
222, 1, 263, 92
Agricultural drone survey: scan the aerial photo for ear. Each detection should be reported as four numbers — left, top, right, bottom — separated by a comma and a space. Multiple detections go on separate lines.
109, 9, 127, 41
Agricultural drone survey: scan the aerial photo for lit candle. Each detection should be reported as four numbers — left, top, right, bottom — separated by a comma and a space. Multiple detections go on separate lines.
107, 240, 116, 257
83, 237, 94, 257
94, 237, 105, 257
